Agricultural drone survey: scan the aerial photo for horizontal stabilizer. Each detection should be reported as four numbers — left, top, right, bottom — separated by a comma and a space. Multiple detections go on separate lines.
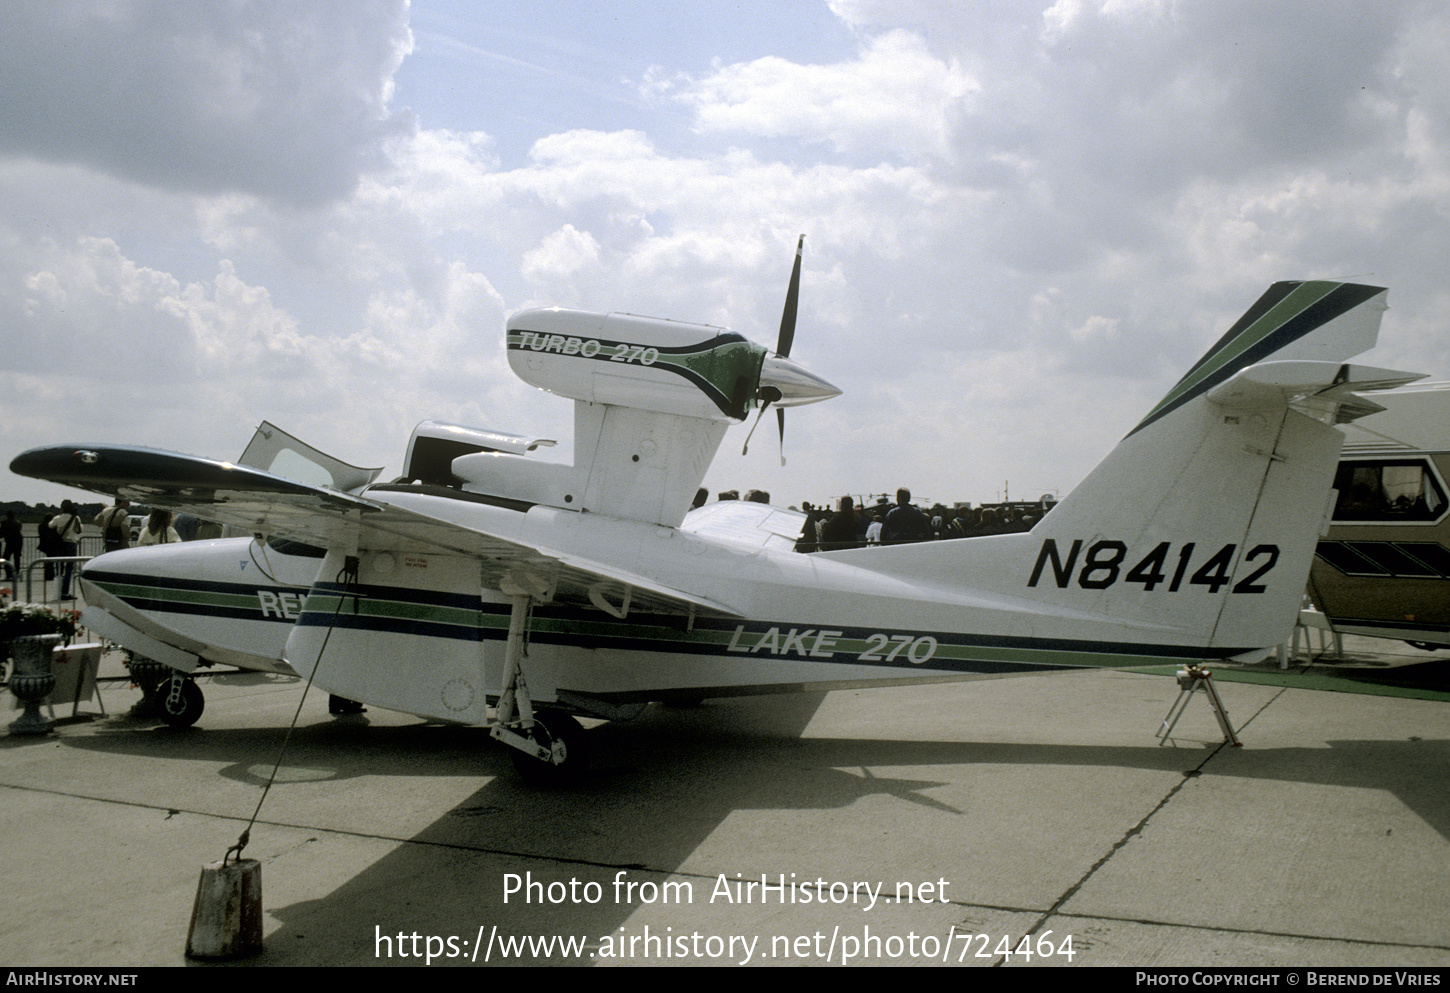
1206, 360, 1425, 422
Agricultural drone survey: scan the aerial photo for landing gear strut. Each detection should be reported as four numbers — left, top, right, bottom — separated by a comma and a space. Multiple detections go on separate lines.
490, 590, 590, 784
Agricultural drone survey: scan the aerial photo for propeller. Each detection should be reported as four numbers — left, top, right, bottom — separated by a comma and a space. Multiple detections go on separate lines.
743, 234, 804, 465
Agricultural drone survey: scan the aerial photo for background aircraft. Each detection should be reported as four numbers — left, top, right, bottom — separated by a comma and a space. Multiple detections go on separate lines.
1308, 380, 1449, 649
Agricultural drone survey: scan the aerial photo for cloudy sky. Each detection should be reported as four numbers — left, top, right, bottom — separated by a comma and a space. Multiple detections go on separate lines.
3, 0, 1447, 511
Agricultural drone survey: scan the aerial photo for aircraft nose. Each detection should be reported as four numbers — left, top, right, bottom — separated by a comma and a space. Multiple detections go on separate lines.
759, 354, 842, 407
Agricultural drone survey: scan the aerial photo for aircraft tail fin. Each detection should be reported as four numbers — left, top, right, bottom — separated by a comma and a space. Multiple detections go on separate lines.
846, 281, 1418, 660
1130, 281, 1391, 436
1020, 281, 1418, 655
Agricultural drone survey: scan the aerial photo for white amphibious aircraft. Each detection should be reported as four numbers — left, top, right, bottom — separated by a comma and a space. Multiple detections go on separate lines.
10, 257, 1420, 781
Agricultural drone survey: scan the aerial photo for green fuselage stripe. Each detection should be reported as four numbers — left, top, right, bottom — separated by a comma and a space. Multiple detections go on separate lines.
295, 585, 1242, 673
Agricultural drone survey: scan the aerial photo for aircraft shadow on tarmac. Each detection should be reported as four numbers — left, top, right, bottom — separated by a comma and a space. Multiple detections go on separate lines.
44, 688, 1449, 965
50, 690, 1450, 841
45, 685, 1185, 793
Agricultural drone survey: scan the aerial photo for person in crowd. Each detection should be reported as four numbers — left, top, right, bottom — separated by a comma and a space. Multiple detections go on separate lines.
865, 508, 884, 546
51, 500, 84, 598
881, 488, 932, 545
948, 506, 978, 538
37, 513, 61, 583
94, 498, 132, 552
173, 513, 201, 541
1, 510, 21, 577
794, 502, 823, 553
818, 495, 863, 551
855, 502, 872, 543
139, 509, 181, 546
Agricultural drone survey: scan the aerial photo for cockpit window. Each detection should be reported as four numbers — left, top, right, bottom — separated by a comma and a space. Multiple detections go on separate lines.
238, 421, 383, 492
1332, 459, 1447, 523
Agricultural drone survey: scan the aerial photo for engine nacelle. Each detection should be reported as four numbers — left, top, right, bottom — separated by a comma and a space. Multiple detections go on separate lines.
506, 309, 767, 421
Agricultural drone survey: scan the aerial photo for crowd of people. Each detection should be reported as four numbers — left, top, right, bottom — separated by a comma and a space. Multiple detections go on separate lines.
792, 488, 1048, 552
0, 499, 90, 598
691, 484, 1050, 553
2, 499, 196, 601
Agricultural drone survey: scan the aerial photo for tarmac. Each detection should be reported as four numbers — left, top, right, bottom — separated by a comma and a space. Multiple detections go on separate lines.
2, 632, 1447, 968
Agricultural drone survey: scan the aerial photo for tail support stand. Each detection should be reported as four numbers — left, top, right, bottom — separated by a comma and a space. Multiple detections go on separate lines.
1157, 665, 1242, 747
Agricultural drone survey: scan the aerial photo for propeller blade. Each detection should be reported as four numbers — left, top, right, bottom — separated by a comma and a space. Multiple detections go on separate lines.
742, 386, 782, 456
769, 234, 804, 463
747, 236, 809, 458
741, 402, 769, 456
777, 234, 803, 359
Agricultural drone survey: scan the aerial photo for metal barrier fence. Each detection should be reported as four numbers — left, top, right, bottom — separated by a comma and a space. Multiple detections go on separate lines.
20, 556, 94, 607
2, 533, 104, 607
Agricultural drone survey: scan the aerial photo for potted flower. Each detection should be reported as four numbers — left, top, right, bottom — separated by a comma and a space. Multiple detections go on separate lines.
3, 602, 80, 735
1, 602, 80, 643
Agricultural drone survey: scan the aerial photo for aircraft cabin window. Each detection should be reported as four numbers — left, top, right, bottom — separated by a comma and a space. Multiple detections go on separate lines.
265, 537, 328, 558
1331, 459, 1447, 523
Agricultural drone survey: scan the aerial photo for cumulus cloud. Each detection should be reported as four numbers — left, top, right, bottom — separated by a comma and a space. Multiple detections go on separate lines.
675, 29, 977, 161
3, 1, 1449, 510
10, 236, 316, 382
0, 0, 415, 206
522, 224, 602, 284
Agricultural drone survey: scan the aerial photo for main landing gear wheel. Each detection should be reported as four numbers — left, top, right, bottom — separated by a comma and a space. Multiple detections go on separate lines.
158, 674, 205, 728
509, 710, 587, 786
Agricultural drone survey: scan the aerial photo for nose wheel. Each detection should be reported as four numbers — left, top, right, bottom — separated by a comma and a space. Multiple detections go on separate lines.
158, 672, 205, 728
128, 658, 205, 727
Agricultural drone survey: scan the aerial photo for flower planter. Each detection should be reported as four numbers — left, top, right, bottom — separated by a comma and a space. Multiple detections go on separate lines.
7, 633, 61, 735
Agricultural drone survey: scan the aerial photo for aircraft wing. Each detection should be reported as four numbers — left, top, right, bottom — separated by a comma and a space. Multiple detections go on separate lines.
11, 445, 384, 547
10, 444, 740, 618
